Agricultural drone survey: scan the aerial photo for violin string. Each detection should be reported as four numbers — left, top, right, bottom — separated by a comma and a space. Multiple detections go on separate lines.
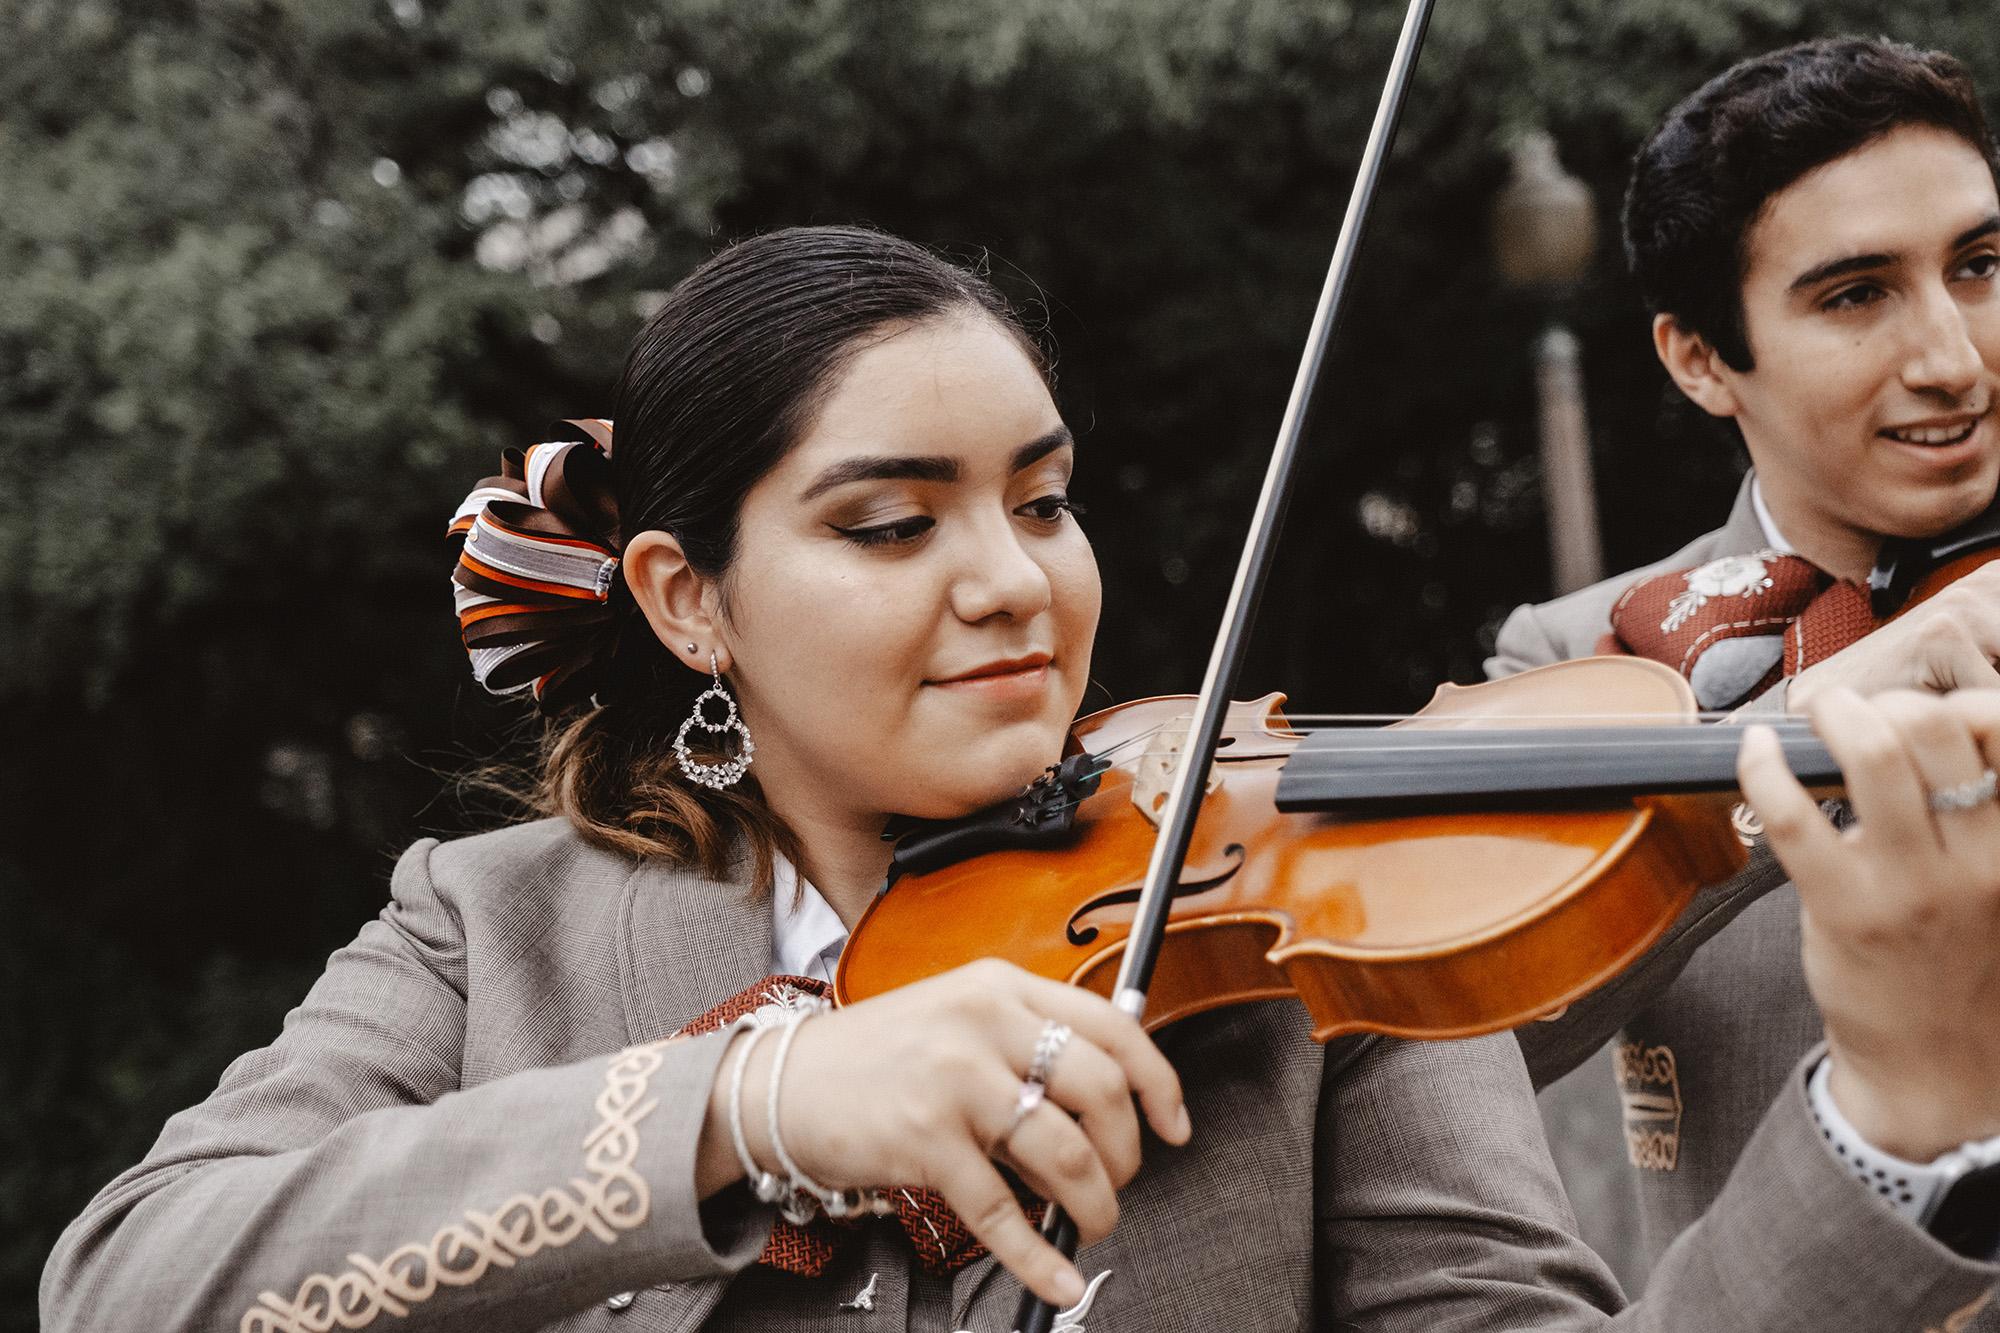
1077, 722, 1178, 769
1081, 710, 1818, 730
1083, 725, 1817, 771
1275, 711, 1815, 726
1084, 738, 1808, 773
1285, 726, 1816, 744
1031, 711, 1824, 823
1079, 717, 1819, 771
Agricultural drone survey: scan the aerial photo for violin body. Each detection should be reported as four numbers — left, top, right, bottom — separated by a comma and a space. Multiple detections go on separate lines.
837, 656, 1747, 1042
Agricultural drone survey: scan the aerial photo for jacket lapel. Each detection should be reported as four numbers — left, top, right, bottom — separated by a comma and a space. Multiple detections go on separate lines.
952, 1252, 1005, 1330
616, 853, 775, 1333
618, 853, 774, 1043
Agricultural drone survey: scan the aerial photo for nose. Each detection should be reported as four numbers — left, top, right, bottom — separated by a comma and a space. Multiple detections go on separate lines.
949, 513, 1053, 624
1901, 282, 1987, 400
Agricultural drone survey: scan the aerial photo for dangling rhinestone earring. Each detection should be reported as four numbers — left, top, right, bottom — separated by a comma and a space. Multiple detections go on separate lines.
675, 651, 755, 790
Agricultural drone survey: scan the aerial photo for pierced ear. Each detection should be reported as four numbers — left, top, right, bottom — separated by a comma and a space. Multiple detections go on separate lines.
1652, 313, 1741, 419
622, 530, 722, 673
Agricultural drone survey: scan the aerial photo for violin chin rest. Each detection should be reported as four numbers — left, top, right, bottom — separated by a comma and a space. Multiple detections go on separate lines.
885, 754, 1103, 884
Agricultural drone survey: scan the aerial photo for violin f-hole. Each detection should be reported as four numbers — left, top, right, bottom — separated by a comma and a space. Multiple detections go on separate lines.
1064, 844, 1247, 946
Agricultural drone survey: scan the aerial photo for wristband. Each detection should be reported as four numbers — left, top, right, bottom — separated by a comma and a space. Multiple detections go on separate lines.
1807, 1058, 2000, 1256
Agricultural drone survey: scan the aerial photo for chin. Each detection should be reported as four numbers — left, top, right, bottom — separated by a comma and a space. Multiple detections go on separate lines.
1886, 472, 2000, 539
897, 735, 1068, 823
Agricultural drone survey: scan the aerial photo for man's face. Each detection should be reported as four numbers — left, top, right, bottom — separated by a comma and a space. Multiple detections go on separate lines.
1722, 125, 2000, 557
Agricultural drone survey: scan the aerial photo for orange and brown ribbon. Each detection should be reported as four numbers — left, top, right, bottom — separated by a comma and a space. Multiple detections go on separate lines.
447, 419, 622, 713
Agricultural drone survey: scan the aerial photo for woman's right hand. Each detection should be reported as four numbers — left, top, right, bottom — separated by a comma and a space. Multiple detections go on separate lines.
701, 959, 1190, 1308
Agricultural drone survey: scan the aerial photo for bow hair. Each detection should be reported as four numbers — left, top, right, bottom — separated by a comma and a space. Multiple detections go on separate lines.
447, 418, 623, 714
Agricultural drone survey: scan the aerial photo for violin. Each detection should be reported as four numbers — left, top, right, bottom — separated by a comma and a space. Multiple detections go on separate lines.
840, 508, 2000, 1040
842, 659, 1769, 1041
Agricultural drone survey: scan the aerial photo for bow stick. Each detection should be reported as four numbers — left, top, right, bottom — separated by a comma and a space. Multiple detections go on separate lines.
1012, 0, 1441, 1327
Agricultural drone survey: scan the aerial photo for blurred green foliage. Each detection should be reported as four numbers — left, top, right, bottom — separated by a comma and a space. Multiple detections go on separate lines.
4, 0, 1996, 1324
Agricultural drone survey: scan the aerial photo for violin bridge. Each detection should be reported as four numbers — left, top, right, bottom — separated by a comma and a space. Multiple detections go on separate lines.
1130, 719, 1221, 828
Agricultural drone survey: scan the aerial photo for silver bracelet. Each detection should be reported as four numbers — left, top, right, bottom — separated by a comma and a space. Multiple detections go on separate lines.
765, 1007, 893, 1221
725, 1020, 790, 1209
765, 1010, 830, 1222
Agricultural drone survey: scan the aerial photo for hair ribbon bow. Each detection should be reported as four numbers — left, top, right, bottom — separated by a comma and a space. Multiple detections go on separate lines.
446, 418, 622, 712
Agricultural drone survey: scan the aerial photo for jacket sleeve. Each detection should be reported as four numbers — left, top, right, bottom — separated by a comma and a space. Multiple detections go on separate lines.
40, 839, 770, 1333
1486, 599, 1571, 678
1316, 1034, 1998, 1332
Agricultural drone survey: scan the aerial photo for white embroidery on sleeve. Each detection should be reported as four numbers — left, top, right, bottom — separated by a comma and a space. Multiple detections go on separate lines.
241, 1038, 675, 1333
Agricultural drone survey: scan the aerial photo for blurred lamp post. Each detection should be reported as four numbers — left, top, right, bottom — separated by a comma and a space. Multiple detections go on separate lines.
1493, 131, 1604, 594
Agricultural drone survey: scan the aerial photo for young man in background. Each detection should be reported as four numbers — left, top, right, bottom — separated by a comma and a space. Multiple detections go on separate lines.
1494, 35, 2000, 1293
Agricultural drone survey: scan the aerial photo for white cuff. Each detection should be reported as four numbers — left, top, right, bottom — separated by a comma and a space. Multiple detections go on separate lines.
1807, 1056, 2000, 1227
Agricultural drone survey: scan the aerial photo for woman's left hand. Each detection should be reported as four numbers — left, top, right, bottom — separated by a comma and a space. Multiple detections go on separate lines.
1739, 686, 2000, 1162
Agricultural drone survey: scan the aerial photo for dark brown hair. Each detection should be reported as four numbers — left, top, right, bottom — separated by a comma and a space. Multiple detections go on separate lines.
534, 225, 1043, 887
1624, 36, 2000, 372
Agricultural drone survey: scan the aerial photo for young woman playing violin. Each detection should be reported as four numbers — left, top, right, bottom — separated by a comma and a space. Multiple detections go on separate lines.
43, 226, 1999, 1332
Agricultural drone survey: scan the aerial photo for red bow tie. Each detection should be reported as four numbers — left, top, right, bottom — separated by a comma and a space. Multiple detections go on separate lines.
1598, 551, 1875, 707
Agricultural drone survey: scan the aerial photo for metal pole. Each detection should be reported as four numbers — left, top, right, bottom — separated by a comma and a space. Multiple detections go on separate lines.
1535, 323, 1604, 593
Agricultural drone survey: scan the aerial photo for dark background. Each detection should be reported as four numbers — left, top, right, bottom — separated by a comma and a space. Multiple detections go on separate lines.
5, 0, 1997, 1324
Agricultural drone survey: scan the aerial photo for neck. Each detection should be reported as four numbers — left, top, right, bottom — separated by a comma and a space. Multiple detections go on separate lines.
792, 829, 894, 930
1752, 472, 1881, 583
753, 760, 894, 929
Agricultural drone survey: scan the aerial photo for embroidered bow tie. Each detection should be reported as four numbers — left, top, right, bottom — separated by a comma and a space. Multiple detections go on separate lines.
672, 975, 1038, 1277
1597, 550, 1876, 708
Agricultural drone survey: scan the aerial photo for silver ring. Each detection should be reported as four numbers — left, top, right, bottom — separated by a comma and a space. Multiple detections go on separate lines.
1929, 769, 1999, 814
999, 1078, 1046, 1151
1027, 1021, 1072, 1087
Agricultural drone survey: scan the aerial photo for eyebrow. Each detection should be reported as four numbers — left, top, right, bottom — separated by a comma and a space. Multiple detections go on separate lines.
1788, 214, 2000, 293
1961, 213, 2000, 251
798, 425, 1074, 502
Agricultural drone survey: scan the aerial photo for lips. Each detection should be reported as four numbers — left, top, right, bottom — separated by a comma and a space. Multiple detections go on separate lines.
928, 652, 1053, 685
1880, 408, 1989, 447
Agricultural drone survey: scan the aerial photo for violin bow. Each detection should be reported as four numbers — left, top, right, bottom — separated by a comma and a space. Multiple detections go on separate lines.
1012, 0, 1441, 1328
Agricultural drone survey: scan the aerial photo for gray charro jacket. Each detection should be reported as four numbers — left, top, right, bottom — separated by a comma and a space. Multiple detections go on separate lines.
42, 804, 1999, 1330
1493, 474, 1998, 1326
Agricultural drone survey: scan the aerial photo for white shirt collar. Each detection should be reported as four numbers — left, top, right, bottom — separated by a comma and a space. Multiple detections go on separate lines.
1749, 475, 1797, 555
771, 854, 849, 985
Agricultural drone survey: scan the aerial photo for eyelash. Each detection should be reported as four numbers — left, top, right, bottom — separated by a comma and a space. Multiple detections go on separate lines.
832, 495, 1083, 549
1023, 494, 1085, 523
1821, 252, 2000, 311
835, 516, 934, 548
1822, 283, 1883, 312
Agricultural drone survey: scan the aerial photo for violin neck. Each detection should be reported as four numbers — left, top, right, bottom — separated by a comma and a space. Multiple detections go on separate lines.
1272, 723, 1840, 814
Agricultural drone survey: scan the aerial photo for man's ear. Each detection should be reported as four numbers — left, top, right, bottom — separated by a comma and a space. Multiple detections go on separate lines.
622, 530, 725, 673
1653, 313, 1743, 420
